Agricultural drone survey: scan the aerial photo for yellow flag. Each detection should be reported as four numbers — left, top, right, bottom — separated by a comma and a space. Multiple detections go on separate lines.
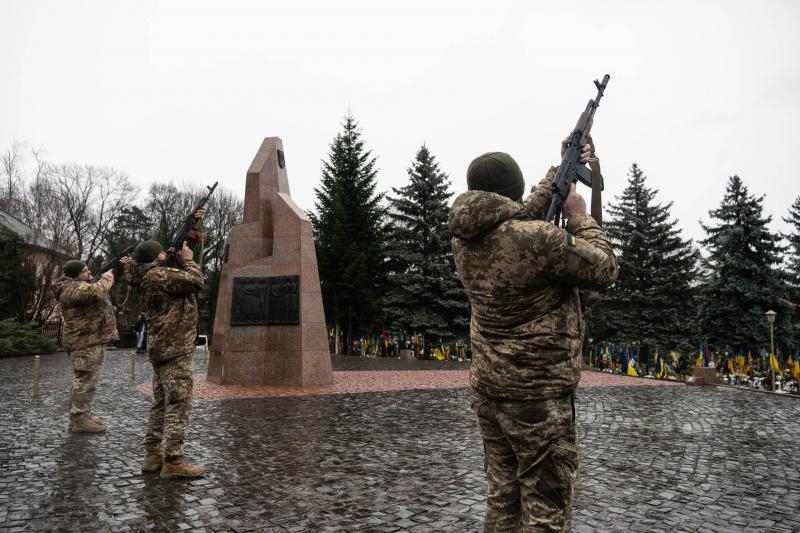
769, 353, 782, 376
627, 363, 638, 377
434, 347, 445, 361
656, 358, 667, 379
792, 360, 800, 381
696, 354, 703, 368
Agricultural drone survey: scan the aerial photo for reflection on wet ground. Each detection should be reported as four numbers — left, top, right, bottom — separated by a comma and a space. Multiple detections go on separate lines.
1, 350, 799, 531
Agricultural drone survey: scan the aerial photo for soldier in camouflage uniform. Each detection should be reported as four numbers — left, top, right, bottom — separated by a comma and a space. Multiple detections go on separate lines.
126, 231, 206, 479
448, 141, 618, 532
54, 259, 122, 433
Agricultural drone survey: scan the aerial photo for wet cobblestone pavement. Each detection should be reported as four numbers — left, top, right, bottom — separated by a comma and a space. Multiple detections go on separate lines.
1, 350, 799, 532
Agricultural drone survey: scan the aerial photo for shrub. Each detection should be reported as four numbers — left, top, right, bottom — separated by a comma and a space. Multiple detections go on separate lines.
0, 318, 58, 357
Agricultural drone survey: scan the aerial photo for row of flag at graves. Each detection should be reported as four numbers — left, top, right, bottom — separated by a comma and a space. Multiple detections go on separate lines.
360, 327, 394, 356
590, 341, 800, 384
590, 344, 679, 380
762, 352, 800, 382
360, 333, 466, 361
434, 341, 469, 361
697, 345, 800, 383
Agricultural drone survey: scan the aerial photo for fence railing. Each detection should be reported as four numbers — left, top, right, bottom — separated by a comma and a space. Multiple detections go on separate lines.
41, 319, 63, 347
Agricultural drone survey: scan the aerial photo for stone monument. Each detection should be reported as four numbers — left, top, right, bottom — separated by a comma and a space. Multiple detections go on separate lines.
207, 137, 333, 386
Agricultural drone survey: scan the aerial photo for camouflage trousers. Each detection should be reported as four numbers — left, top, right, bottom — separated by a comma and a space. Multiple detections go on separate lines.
472, 392, 578, 533
69, 344, 106, 419
144, 352, 195, 458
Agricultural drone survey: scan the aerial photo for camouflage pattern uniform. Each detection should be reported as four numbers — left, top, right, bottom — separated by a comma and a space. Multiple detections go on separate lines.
53, 275, 118, 420
126, 259, 204, 459
449, 167, 618, 532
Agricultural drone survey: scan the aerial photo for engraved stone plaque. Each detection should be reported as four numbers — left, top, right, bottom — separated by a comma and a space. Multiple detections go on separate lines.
230, 278, 270, 325
230, 276, 300, 326
268, 276, 300, 324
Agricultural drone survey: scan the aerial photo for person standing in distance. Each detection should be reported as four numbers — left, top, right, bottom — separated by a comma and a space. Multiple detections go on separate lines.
448, 139, 618, 531
134, 312, 146, 353
54, 259, 125, 433
126, 227, 205, 479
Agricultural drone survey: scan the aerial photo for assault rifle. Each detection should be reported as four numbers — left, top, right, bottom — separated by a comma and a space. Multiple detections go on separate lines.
92, 241, 139, 282
163, 181, 218, 269
545, 74, 610, 225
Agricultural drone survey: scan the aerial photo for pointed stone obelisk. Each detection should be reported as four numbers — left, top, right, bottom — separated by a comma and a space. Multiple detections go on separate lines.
207, 137, 333, 386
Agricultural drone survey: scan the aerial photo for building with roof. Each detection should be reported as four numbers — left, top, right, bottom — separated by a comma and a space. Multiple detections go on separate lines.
0, 208, 75, 325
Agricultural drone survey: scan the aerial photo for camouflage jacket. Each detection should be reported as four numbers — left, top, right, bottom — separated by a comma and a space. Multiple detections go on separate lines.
125, 259, 204, 364
53, 276, 118, 351
449, 167, 618, 401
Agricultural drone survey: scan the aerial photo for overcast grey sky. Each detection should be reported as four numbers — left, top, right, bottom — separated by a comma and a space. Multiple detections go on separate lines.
1, 0, 798, 245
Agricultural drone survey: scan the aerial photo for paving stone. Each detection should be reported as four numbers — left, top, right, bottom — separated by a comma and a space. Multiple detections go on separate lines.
1, 350, 799, 530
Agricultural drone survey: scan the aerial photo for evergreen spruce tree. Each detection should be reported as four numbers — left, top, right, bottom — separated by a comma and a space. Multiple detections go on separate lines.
308, 112, 387, 354
591, 163, 700, 364
699, 175, 791, 352
783, 197, 800, 295
383, 145, 469, 345
781, 195, 800, 345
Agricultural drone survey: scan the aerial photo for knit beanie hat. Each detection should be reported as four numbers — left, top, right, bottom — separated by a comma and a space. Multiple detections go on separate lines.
133, 240, 163, 263
467, 152, 525, 201
62, 260, 86, 279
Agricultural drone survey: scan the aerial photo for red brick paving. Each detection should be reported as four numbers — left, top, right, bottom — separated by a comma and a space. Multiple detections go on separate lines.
136, 369, 681, 401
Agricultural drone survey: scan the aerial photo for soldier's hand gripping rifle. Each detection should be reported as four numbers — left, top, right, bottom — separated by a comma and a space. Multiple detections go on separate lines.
162, 181, 218, 269
545, 74, 610, 226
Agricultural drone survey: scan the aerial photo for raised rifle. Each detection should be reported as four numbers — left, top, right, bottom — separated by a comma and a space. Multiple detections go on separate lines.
163, 181, 218, 269
545, 74, 610, 226
92, 241, 140, 282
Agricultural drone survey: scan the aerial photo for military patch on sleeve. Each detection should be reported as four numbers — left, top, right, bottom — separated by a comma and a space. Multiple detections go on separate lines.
566, 233, 577, 247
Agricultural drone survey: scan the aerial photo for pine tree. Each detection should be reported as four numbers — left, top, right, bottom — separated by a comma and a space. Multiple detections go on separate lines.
384, 145, 469, 345
308, 112, 387, 354
699, 175, 791, 352
590, 163, 700, 363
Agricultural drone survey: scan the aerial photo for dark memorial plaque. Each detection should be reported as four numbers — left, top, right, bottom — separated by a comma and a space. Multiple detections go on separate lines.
268, 276, 300, 324
230, 278, 270, 325
230, 276, 299, 326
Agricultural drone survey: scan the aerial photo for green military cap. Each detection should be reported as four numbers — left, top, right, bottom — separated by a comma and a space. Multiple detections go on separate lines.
62, 260, 86, 279
133, 240, 163, 263
467, 152, 525, 201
